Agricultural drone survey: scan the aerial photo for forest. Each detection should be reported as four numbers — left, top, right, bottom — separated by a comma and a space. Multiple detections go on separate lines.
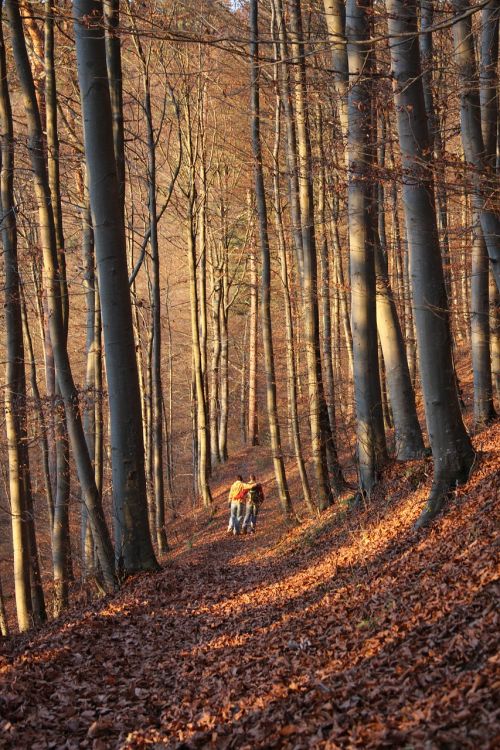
0, 0, 498, 747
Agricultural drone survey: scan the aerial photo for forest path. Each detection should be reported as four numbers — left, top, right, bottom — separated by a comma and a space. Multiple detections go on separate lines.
0, 423, 499, 749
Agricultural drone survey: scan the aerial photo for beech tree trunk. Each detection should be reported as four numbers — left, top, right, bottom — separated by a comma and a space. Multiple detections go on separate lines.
104, 0, 125, 216
184, 103, 213, 508
471, 215, 496, 425
209, 248, 222, 466
479, 1, 499, 172
8, 0, 117, 589
347, 0, 387, 493
420, 0, 452, 300
82, 187, 97, 575
289, 0, 345, 505
46, 0, 72, 615
1, 11, 33, 631
73, 0, 157, 573
490, 275, 500, 403
20, 288, 54, 531
451, 0, 500, 293
272, 88, 314, 512
250, 0, 292, 518
387, 0, 475, 527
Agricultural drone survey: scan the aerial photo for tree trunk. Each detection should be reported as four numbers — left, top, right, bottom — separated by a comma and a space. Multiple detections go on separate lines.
479, 1, 499, 172
218, 254, 229, 463
138, 55, 169, 553
289, 0, 345, 505
374, 239, 425, 459
420, 0, 452, 301
471, 216, 496, 425
73, 0, 157, 574
490, 274, 500, 404
0, 11, 33, 631
347, 0, 387, 493
0, 576, 8, 636
271, 89, 314, 512
451, 0, 500, 293
8, 0, 117, 589
82, 186, 97, 576
273, 0, 304, 282
322, 0, 348, 138
248, 244, 259, 446
185, 109, 213, 508
387, 0, 475, 527
45, 2, 72, 613
209, 248, 222, 466
103, 0, 125, 216
20, 288, 54, 530
250, 0, 292, 518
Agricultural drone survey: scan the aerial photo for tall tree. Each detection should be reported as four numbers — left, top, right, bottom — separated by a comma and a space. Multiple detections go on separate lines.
250, 0, 292, 518
386, 0, 475, 527
346, 0, 387, 492
1, 6, 34, 631
7, 0, 117, 589
451, 0, 500, 293
288, 0, 346, 505
73, 0, 158, 573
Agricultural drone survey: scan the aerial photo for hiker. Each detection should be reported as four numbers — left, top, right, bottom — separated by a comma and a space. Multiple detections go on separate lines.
227, 475, 256, 535
242, 474, 265, 534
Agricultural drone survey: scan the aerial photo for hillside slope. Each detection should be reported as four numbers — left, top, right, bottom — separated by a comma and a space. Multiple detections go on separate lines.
0, 421, 498, 749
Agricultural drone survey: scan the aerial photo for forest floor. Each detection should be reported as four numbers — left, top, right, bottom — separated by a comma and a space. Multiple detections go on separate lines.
0, 415, 499, 749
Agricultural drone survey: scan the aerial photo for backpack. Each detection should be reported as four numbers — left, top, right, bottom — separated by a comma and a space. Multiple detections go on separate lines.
248, 484, 263, 505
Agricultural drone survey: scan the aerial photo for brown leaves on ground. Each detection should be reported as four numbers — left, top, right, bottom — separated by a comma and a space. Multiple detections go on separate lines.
0, 421, 499, 749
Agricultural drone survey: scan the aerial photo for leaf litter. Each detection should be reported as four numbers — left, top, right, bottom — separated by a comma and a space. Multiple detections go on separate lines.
0, 421, 498, 749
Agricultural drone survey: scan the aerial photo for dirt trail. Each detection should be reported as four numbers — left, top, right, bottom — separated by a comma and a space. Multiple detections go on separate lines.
0, 423, 499, 749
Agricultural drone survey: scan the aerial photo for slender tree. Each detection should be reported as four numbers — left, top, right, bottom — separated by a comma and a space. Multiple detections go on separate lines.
7, 0, 117, 589
250, 0, 292, 518
451, 0, 500, 293
1, 7, 33, 631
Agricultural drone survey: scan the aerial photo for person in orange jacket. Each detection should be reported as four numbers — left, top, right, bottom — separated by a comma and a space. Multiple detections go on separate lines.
227, 475, 256, 535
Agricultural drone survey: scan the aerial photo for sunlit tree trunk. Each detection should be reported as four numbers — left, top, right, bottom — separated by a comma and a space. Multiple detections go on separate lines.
132, 29, 169, 553
387, 0, 475, 527
185, 103, 213, 508
248, 243, 259, 446
250, 0, 292, 517
209, 246, 222, 466
20, 288, 54, 530
82, 206, 96, 575
1, 11, 32, 631
218, 215, 229, 463
8, 0, 116, 590
0, 576, 8, 636
471, 215, 496, 425
322, 0, 348, 138
272, 0, 303, 275
317, 106, 337, 442
271, 86, 313, 512
451, 0, 500, 293
198, 142, 209, 411
490, 275, 500, 403
289, 0, 345, 505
